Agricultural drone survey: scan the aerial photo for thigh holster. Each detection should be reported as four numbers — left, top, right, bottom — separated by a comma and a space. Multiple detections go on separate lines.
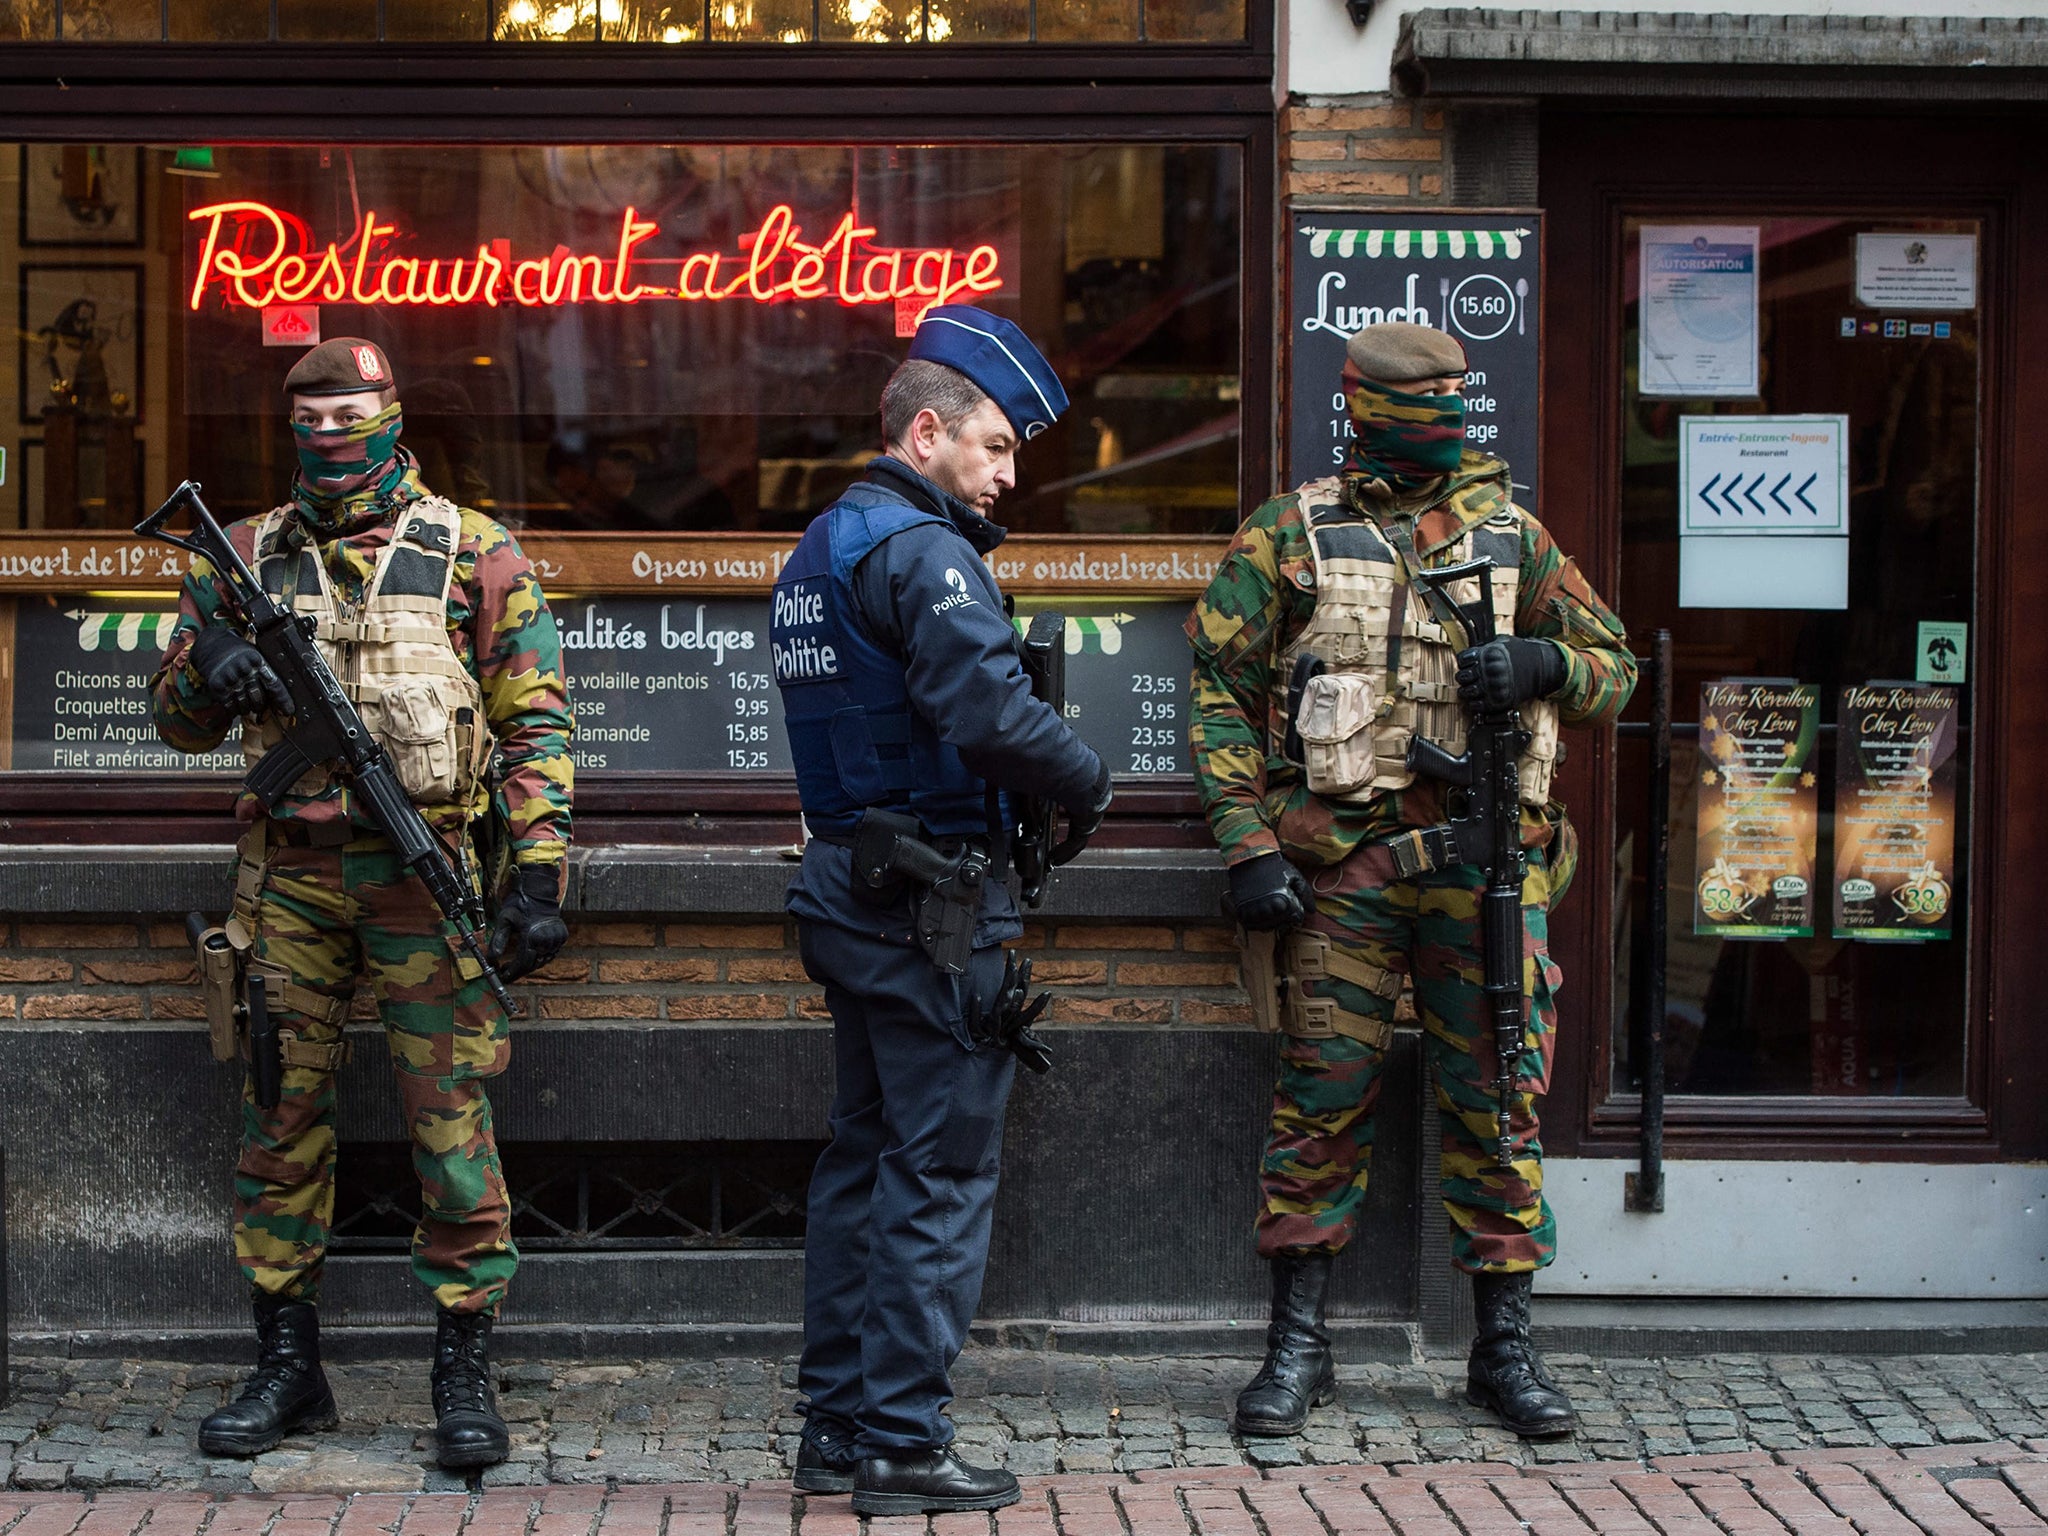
1238, 929, 1399, 1049
245, 959, 354, 1072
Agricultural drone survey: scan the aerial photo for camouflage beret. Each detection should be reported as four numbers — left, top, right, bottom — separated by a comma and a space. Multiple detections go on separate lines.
1343, 322, 1467, 385
284, 338, 396, 398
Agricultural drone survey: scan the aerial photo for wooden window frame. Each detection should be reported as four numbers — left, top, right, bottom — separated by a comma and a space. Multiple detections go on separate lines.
0, 50, 1270, 841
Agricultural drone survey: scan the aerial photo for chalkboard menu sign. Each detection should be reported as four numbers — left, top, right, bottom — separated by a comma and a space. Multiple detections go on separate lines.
557, 598, 789, 774
4, 593, 1192, 781
6, 597, 240, 772
1289, 211, 1542, 514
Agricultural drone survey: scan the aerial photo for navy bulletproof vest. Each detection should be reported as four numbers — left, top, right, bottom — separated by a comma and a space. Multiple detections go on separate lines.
771, 482, 992, 841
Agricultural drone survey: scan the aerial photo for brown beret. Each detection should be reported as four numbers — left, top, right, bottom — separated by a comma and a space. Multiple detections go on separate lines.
284, 337, 396, 398
1343, 322, 1467, 386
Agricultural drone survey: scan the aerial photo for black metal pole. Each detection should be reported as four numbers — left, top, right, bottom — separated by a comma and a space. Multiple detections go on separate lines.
1627, 630, 1671, 1214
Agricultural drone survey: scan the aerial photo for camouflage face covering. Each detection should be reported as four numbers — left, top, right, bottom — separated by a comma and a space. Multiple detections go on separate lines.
292, 402, 406, 522
1342, 362, 1466, 489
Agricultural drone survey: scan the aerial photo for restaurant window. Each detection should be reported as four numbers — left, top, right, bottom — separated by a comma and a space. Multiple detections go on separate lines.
3, 0, 1247, 43
1610, 214, 1980, 1102
0, 141, 1242, 782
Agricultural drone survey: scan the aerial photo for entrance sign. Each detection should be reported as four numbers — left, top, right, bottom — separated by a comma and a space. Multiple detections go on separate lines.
1677, 414, 1849, 609
1832, 682, 1959, 942
1693, 679, 1820, 940
1287, 211, 1541, 513
189, 200, 1003, 314
1639, 224, 1759, 398
1855, 233, 1976, 311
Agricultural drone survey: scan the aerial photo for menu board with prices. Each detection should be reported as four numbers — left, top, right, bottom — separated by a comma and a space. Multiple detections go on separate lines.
1693, 679, 1821, 940
1288, 212, 1542, 511
4, 595, 1193, 783
4, 597, 240, 772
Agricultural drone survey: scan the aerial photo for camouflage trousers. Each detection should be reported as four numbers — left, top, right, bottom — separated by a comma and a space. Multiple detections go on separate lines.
1257, 839, 1560, 1274
235, 831, 516, 1316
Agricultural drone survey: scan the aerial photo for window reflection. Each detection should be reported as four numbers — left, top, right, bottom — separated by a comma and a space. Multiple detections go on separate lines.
0, 143, 1242, 536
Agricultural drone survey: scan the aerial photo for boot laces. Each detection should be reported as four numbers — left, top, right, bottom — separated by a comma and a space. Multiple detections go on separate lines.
434, 1330, 494, 1415
239, 1316, 314, 1405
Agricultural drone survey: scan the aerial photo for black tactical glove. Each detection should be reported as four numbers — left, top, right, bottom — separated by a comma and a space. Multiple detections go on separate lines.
1225, 851, 1315, 932
1456, 636, 1566, 714
489, 865, 569, 983
187, 625, 294, 720
1050, 756, 1113, 868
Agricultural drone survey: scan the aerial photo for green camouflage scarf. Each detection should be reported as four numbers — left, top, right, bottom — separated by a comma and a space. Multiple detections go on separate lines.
1342, 361, 1466, 491
292, 402, 411, 530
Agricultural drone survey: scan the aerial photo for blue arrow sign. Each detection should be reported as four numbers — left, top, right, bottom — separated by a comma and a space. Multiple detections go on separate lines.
1743, 473, 1768, 515
1698, 473, 1724, 515
1769, 474, 1792, 513
1794, 473, 1818, 514
1722, 478, 1746, 517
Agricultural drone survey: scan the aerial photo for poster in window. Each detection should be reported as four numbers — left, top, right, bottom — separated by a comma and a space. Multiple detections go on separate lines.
1832, 682, 1958, 942
19, 146, 145, 248
17, 264, 145, 428
1693, 679, 1819, 939
1639, 224, 1760, 398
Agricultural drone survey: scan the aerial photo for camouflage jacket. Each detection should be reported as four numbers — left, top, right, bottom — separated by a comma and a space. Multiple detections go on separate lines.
151, 486, 574, 869
1185, 455, 1635, 869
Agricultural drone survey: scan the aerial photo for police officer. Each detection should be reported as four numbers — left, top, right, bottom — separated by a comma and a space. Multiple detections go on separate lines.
150, 339, 574, 1469
770, 306, 1111, 1516
1184, 323, 1635, 1441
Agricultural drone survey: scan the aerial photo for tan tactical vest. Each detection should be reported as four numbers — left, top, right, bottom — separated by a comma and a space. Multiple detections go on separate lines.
1272, 476, 1558, 807
240, 498, 492, 810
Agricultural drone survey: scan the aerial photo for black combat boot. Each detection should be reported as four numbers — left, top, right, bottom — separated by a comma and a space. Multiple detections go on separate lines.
430, 1309, 510, 1469
197, 1295, 339, 1456
1466, 1271, 1575, 1439
793, 1414, 858, 1495
1232, 1250, 1336, 1436
852, 1448, 1021, 1516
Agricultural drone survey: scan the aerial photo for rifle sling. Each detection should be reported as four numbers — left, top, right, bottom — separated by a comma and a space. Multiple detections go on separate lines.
1382, 515, 1475, 647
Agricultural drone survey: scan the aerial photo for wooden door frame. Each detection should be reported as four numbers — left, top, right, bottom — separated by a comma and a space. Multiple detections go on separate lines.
1538, 103, 2048, 1161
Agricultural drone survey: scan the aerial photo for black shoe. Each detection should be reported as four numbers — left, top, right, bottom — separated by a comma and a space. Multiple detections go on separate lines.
1466, 1271, 1576, 1439
793, 1417, 857, 1494
197, 1296, 340, 1457
430, 1309, 511, 1469
851, 1448, 1022, 1516
1233, 1250, 1336, 1436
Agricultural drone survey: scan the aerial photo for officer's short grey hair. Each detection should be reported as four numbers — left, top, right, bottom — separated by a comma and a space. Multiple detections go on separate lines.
881, 359, 993, 448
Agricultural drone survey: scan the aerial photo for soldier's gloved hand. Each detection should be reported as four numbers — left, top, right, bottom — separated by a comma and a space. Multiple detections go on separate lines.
1225, 851, 1315, 932
1456, 636, 1566, 713
489, 865, 569, 982
1051, 757, 1113, 867
187, 626, 293, 720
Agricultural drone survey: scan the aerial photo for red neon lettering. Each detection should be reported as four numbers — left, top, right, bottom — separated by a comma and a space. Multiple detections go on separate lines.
185, 201, 1004, 313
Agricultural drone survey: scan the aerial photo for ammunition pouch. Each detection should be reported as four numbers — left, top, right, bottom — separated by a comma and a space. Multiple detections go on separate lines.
1237, 927, 1397, 1050
1380, 823, 1465, 880
851, 807, 988, 976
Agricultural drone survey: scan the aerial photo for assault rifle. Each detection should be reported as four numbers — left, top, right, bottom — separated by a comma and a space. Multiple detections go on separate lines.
1013, 611, 1090, 906
138, 481, 516, 1021
1402, 556, 1529, 1170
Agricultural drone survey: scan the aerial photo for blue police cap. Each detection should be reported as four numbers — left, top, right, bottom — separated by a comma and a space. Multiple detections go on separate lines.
907, 305, 1069, 440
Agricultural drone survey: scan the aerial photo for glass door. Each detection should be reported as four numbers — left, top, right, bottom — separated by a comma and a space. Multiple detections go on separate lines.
1609, 215, 1980, 1108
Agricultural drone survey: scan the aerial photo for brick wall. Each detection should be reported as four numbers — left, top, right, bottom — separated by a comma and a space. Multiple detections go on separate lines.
0, 917, 1251, 1029
1282, 95, 1446, 207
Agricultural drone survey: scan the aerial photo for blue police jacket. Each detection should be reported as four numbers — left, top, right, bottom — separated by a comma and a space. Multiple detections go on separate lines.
773, 457, 1104, 947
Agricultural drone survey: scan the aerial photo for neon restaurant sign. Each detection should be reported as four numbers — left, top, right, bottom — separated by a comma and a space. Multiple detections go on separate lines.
186, 201, 1004, 312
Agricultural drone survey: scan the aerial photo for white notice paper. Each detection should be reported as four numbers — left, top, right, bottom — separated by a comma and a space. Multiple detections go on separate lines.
1678, 415, 1850, 610
1640, 225, 1760, 398
1855, 233, 1976, 311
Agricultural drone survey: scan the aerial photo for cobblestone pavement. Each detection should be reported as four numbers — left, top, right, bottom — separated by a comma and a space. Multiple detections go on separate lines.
7, 1349, 2048, 1496
7, 1453, 2048, 1536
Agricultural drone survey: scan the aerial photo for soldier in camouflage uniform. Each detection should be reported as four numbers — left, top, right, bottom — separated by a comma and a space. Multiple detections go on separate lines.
1186, 322, 1634, 1441
150, 338, 573, 1469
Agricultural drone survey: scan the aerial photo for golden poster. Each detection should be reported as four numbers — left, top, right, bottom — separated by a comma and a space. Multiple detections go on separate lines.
1694, 679, 1820, 939
1832, 682, 1959, 941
